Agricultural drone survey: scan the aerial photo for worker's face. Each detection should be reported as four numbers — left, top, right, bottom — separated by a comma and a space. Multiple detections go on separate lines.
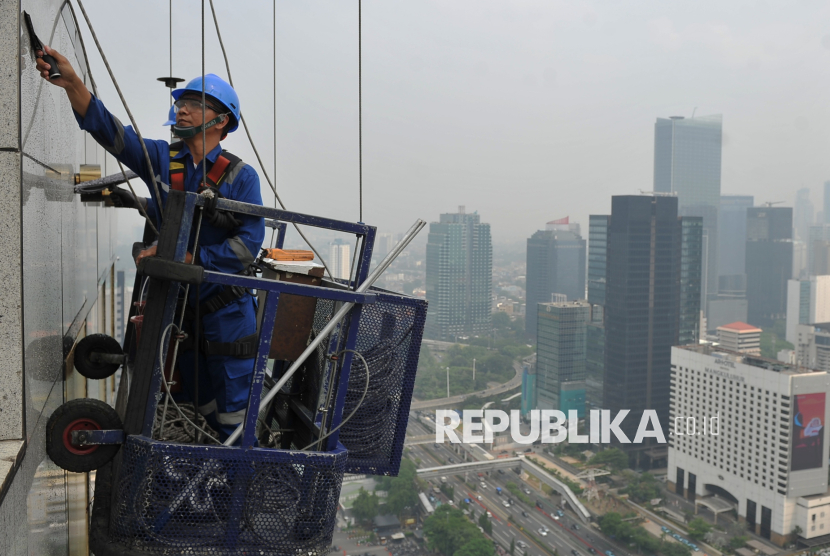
175, 95, 222, 128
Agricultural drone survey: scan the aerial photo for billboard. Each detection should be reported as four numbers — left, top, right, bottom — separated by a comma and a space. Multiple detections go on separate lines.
791, 393, 826, 471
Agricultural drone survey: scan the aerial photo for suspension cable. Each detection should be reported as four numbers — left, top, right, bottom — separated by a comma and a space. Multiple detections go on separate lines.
359, 0, 363, 223
76, 0, 166, 223
207, 0, 334, 281
273, 0, 277, 211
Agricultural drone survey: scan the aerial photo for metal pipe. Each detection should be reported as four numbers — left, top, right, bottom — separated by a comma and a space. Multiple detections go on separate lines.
224, 218, 426, 445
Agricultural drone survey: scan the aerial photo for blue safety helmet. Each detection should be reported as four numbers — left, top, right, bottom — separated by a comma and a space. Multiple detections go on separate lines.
171, 73, 240, 133
163, 105, 177, 126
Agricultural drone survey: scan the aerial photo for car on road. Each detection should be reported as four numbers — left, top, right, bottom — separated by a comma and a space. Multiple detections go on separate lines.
477, 495, 482, 500
521, 511, 529, 517
517, 541, 528, 549
571, 524, 579, 530
523, 487, 531, 495
605, 551, 615, 556
465, 498, 471, 504
486, 511, 492, 517
502, 501, 511, 508
553, 515, 560, 520
538, 528, 548, 536
480, 482, 488, 489
498, 469, 506, 474
572, 550, 581, 556
556, 510, 565, 517
587, 549, 597, 554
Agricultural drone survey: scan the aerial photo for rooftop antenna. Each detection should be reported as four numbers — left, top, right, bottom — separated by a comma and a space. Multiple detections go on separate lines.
691, 107, 697, 118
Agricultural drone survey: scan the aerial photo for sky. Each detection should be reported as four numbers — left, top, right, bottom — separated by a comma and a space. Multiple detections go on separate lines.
71, 0, 830, 244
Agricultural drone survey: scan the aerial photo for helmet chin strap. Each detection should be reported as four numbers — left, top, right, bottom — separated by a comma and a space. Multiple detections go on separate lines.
172, 113, 228, 139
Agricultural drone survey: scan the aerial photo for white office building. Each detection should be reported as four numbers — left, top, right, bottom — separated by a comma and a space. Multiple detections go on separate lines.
329, 238, 352, 281
669, 345, 830, 546
786, 276, 830, 344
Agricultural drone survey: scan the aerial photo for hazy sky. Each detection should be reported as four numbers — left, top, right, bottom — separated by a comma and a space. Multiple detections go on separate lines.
72, 0, 830, 243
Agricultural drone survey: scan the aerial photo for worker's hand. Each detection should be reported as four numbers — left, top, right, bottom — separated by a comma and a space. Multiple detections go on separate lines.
108, 187, 147, 210
135, 246, 193, 266
34, 45, 79, 90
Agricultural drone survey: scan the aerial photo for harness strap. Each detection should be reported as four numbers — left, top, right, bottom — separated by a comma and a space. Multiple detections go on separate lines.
200, 284, 248, 315
202, 332, 259, 359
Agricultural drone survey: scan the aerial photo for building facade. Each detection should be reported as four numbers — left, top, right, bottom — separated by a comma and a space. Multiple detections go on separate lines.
786, 276, 830, 344
746, 207, 793, 328
795, 323, 830, 372
654, 115, 723, 312
0, 2, 121, 552
585, 216, 609, 416
525, 222, 586, 337
603, 195, 702, 447
329, 238, 352, 281
536, 301, 590, 417
425, 207, 492, 341
669, 345, 830, 546
716, 321, 762, 355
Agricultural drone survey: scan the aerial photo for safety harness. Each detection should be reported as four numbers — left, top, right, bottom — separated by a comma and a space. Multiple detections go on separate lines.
168, 142, 258, 359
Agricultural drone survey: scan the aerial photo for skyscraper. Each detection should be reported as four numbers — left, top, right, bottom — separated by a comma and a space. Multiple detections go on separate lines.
329, 238, 351, 280
745, 206, 793, 327
536, 301, 590, 417
525, 218, 586, 337
603, 195, 702, 450
824, 181, 830, 224
425, 207, 492, 341
794, 187, 814, 243
654, 115, 722, 311
718, 195, 754, 278
585, 216, 609, 416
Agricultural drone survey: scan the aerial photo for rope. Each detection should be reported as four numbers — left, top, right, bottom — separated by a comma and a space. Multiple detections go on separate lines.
207, 0, 334, 281
71, 1, 158, 236
75, 0, 166, 223
359, 0, 363, 223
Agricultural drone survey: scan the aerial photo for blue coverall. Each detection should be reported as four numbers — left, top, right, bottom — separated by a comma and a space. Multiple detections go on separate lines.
76, 95, 265, 441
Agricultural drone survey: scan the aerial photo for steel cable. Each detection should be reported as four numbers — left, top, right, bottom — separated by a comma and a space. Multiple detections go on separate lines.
207, 0, 334, 281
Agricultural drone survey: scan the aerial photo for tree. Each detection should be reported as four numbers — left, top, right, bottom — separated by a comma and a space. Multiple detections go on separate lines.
509, 538, 515, 556
454, 537, 495, 556
478, 512, 493, 535
598, 512, 624, 538
424, 506, 480, 556
352, 488, 379, 525
728, 536, 748, 551
589, 448, 629, 471
687, 518, 712, 541
660, 541, 692, 556
791, 525, 803, 542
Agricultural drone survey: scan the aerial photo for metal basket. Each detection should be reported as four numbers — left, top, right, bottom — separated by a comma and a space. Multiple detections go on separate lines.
338, 288, 426, 476
108, 435, 347, 555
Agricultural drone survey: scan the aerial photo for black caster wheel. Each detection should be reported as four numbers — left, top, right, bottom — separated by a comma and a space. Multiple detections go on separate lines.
74, 333, 123, 379
46, 398, 123, 472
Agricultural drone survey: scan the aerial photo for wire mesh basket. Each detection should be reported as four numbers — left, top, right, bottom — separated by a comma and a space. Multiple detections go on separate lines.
338, 288, 426, 476
108, 435, 347, 555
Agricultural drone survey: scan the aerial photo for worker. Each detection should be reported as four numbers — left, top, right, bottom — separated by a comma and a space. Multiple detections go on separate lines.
36, 45, 265, 442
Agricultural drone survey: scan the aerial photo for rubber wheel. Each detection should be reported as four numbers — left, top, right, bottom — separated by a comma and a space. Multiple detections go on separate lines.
46, 398, 123, 472
74, 333, 123, 380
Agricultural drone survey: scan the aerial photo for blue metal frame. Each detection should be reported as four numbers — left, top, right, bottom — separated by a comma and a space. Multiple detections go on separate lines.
92, 190, 420, 555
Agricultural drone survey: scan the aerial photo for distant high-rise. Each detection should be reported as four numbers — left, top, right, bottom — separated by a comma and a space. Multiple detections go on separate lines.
718, 195, 754, 278
824, 181, 830, 224
329, 238, 351, 280
603, 195, 702, 448
536, 301, 589, 418
785, 276, 830, 344
654, 115, 722, 311
425, 207, 492, 341
525, 217, 586, 338
585, 216, 609, 416
745, 207, 793, 327
808, 224, 830, 275
794, 187, 815, 243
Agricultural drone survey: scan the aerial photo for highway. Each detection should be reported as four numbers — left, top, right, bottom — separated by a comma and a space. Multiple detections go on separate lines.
406, 420, 632, 556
